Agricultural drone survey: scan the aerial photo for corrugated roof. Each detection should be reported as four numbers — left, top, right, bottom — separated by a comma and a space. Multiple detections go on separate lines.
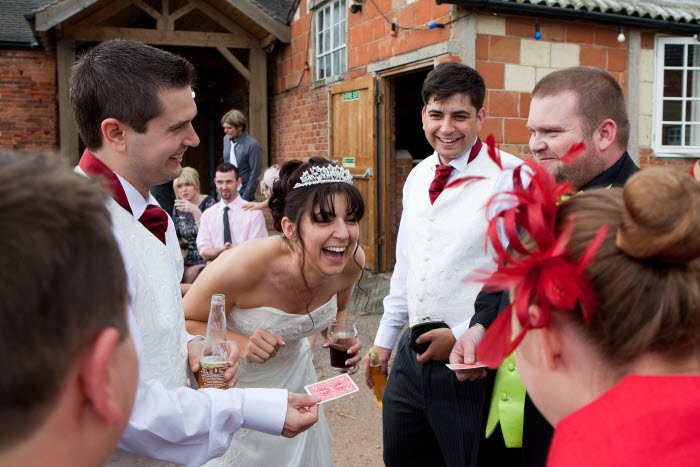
0, 0, 56, 45
500, 0, 700, 24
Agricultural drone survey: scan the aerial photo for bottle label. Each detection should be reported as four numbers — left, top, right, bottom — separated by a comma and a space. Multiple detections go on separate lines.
198, 357, 228, 389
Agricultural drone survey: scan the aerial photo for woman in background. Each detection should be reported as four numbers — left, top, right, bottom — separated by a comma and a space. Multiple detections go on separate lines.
476, 166, 700, 466
173, 167, 215, 283
242, 164, 280, 211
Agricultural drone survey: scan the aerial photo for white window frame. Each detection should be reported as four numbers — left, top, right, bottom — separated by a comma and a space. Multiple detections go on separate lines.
315, 0, 347, 81
652, 36, 700, 158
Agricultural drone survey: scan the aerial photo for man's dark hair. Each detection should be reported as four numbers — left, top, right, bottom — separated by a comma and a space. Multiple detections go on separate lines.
70, 39, 196, 150
421, 62, 486, 110
0, 151, 129, 449
216, 162, 239, 179
533, 66, 630, 148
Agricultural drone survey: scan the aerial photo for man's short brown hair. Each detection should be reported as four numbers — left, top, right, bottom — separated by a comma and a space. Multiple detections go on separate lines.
70, 39, 196, 150
221, 109, 247, 132
0, 151, 129, 449
533, 66, 630, 148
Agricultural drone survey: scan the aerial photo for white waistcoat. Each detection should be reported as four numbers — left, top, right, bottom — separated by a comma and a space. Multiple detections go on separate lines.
405, 146, 511, 328
106, 199, 189, 467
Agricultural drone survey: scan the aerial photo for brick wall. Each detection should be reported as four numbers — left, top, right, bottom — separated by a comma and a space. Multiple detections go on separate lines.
0, 49, 57, 151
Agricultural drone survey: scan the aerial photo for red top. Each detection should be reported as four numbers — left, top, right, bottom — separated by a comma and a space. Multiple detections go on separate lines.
548, 374, 700, 467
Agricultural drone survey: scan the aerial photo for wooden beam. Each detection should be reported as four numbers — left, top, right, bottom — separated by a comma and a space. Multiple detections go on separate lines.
56, 38, 80, 165
249, 47, 268, 170
71, 0, 135, 30
188, 0, 256, 40
224, 0, 290, 43
35, 0, 102, 32
261, 34, 275, 49
70, 26, 257, 48
133, 0, 162, 20
216, 47, 250, 81
167, 3, 195, 29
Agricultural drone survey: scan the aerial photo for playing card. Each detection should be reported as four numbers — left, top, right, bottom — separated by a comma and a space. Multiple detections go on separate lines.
304, 373, 359, 404
445, 362, 488, 371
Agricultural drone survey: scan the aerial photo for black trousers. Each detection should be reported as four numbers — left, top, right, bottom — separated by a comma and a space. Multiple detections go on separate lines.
383, 330, 485, 466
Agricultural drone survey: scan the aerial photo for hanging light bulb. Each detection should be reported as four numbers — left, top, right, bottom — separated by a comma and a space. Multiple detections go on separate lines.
534, 23, 541, 40
390, 23, 397, 37
617, 26, 625, 43
304, 61, 310, 71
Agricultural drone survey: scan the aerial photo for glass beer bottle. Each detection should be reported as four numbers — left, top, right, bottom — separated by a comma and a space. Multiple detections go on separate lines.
369, 348, 386, 407
198, 294, 229, 389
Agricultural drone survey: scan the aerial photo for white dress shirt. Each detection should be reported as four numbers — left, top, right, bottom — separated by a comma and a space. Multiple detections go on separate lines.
374, 141, 522, 350
76, 167, 287, 467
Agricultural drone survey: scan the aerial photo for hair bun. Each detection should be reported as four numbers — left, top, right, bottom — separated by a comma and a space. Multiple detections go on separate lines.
616, 168, 700, 263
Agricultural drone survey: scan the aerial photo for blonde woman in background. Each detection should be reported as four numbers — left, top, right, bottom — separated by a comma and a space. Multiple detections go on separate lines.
173, 167, 215, 283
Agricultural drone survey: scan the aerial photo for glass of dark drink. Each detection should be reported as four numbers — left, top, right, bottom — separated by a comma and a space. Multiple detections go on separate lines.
328, 320, 358, 372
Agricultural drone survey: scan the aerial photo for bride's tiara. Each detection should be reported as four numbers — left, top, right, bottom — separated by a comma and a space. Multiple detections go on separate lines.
293, 164, 353, 189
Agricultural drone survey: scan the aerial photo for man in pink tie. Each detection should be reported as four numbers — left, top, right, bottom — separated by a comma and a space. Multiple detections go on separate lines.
197, 162, 268, 262
363, 62, 523, 466
70, 39, 318, 467
0, 151, 138, 466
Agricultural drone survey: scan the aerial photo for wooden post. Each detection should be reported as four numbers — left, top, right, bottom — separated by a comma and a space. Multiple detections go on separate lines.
56, 38, 79, 165
249, 47, 268, 172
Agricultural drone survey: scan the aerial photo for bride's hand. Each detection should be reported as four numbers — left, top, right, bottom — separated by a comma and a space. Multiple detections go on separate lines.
344, 339, 363, 375
243, 328, 286, 363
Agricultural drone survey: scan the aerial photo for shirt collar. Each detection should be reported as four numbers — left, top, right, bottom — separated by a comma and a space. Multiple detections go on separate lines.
220, 195, 243, 208
581, 152, 630, 191
433, 136, 479, 174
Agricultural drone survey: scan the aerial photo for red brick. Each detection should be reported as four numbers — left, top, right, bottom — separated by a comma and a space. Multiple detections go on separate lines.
489, 36, 520, 63
480, 117, 503, 142
607, 48, 627, 73
432, 1, 449, 18
519, 92, 531, 119
504, 118, 530, 143
476, 61, 504, 89
475, 34, 489, 61
641, 32, 655, 50
489, 91, 519, 117
372, 18, 385, 42
415, 0, 430, 27
580, 45, 607, 68
407, 30, 424, 51
566, 24, 594, 44
505, 18, 534, 38
595, 27, 624, 48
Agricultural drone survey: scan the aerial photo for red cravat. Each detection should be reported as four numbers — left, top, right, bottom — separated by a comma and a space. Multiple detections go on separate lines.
79, 149, 167, 244
429, 165, 454, 204
139, 205, 168, 244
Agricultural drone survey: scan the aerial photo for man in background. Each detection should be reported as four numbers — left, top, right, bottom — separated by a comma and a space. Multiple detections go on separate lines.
222, 109, 262, 202
197, 162, 268, 262
0, 151, 137, 466
452, 66, 639, 467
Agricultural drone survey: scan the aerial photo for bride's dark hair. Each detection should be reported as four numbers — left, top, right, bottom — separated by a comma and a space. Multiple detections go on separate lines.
269, 156, 365, 318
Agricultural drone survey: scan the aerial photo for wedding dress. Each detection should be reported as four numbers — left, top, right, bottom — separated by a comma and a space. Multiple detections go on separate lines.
204, 296, 337, 466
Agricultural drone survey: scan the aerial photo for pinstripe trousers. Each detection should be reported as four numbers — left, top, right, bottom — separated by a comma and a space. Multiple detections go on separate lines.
383, 330, 486, 466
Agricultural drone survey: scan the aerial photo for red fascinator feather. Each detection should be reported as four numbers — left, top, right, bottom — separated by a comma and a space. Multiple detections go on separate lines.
474, 137, 608, 369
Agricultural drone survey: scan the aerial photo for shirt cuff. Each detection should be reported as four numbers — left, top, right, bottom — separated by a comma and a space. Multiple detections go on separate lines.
451, 320, 471, 340
186, 333, 205, 343
241, 388, 287, 435
373, 324, 402, 350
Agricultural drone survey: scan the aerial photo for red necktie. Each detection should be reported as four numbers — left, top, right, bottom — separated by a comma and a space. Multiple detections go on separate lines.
79, 149, 167, 244
139, 205, 168, 245
429, 165, 454, 204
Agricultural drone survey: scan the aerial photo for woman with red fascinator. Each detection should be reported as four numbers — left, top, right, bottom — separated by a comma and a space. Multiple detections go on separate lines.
474, 163, 700, 466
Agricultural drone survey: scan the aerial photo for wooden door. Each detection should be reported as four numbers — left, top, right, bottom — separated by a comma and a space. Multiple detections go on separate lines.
329, 76, 378, 271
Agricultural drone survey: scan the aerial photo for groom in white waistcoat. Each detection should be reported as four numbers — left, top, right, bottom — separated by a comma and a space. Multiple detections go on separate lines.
363, 62, 522, 466
70, 39, 319, 467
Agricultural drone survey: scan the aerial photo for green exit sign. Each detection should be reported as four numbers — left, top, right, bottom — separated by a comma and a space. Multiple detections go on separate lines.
342, 90, 360, 101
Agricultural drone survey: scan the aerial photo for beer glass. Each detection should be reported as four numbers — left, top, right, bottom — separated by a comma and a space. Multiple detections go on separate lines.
328, 320, 358, 372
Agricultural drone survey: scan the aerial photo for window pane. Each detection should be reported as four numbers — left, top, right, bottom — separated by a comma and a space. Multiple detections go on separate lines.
665, 44, 684, 67
686, 70, 700, 98
340, 19, 346, 47
685, 124, 700, 145
662, 124, 682, 145
333, 51, 340, 75
663, 100, 682, 121
687, 100, 700, 123
688, 44, 700, 67
340, 1, 346, 22
663, 70, 683, 97
340, 50, 345, 72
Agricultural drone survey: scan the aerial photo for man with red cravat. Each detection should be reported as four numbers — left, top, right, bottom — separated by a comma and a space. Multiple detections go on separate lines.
71, 39, 318, 466
363, 62, 523, 466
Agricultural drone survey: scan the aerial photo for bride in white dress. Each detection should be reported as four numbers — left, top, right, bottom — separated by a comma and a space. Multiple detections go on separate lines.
184, 157, 365, 466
